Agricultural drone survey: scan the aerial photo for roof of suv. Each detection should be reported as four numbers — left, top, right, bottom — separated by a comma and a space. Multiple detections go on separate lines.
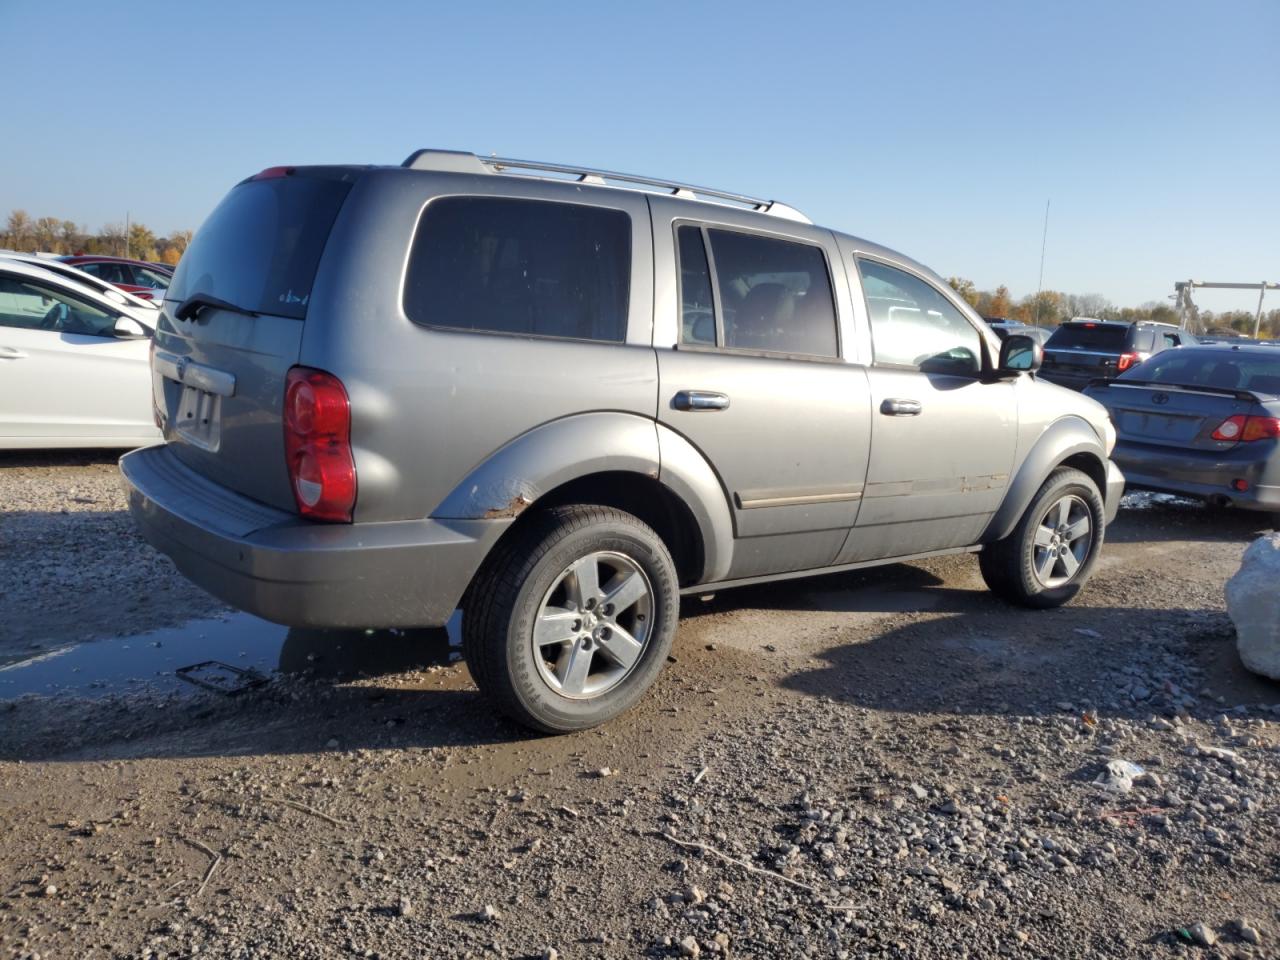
258, 149, 959, 313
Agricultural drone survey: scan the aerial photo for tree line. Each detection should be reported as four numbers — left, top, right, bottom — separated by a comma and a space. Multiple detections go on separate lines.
945, 277, 1279, 339
2, 209, 192, 266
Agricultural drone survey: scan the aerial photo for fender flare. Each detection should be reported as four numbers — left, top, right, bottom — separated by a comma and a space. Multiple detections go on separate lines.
432, 412, 734, 583
983, 415, 1109, 542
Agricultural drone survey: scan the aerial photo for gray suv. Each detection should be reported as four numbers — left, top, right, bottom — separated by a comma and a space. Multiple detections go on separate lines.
122, 150, 1124, 732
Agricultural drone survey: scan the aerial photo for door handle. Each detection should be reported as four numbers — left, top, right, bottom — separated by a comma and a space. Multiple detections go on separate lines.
881, 398, 922, 416
0, 347, 27, 360
673, 390, 730, 412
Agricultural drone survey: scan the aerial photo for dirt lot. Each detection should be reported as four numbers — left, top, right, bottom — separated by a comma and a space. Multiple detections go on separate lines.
1, 452, 1278, 960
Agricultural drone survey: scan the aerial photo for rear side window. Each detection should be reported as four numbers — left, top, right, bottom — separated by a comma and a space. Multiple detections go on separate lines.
676, 226, 837, 357
1045, 325, 1128, 350
168, 174, 354, 319
404, 197, 631, 342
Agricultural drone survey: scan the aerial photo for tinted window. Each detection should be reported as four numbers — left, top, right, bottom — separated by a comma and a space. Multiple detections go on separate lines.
857, 259, 981, 375
677, 226, 715, 346
1120, 349, 1280, 394
132, 265, 171, 290
706, 229, 837, 357
1045, 324, 1128, 350
79, 262, 130, 285
404, 197, 630, 342
0, 274, 118, 335
168, 174, 354, 319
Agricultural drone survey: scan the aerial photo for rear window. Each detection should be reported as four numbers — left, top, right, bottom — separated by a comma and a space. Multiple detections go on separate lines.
1046, 324, 1127, 351
1121, 349, 1280, 395
167, 174, 354, 320
403, 197, 631, 342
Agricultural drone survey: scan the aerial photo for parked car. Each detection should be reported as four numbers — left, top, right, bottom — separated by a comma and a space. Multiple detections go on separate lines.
0, 259, 159, 449
1040, 318, 1195, 391
984, 317, 1051, 346
0, 253, 160, 323
60, 255, 172, 302
121, 150, 1124, 732
1084, 344, 1280, 521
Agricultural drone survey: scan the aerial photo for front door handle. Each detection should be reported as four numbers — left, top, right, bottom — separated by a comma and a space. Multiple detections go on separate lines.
0, 347, 27, 360
881, 398, 922, 416
673, 390, 730, 412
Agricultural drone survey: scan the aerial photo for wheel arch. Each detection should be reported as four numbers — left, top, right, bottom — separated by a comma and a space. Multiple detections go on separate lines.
433, 412, 732, 587
983, 416, 1110, 543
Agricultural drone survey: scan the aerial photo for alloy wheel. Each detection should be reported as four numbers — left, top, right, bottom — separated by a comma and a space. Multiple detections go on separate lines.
531, 551, 654, 699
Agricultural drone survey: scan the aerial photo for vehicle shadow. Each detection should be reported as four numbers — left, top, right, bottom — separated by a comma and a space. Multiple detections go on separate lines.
779, 599, 1278, 718
1107, 494, 1274, 544
0, 449, 127, 469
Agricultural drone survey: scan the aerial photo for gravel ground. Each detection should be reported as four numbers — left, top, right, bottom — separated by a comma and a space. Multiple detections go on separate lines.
1, 457, 1278, 960
0, 451, 228, 666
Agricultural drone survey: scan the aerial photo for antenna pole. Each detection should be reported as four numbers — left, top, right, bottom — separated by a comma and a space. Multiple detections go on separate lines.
1034, 199, 1050, 326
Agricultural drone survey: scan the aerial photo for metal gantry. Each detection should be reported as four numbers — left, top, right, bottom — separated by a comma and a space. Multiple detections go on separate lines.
1174, 279, 1279, 337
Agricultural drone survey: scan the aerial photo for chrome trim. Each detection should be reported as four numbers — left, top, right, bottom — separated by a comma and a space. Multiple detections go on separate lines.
736, 488, 863, 509
153, 350, 236, 398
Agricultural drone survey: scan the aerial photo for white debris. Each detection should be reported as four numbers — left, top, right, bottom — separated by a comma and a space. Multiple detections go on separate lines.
1224, 533, 1280, 679
1093, 760, 1144, 794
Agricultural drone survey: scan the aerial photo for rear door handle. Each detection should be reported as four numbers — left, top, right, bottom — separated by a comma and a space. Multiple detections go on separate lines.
673, 390, 730, 412
881, 398, 922, 416
0, 346, 27, 360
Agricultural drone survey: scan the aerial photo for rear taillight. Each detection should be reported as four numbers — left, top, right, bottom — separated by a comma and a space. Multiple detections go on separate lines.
1116, 351, 1140, 372
1212, 415, 1280, 442
284, 367, 356, 522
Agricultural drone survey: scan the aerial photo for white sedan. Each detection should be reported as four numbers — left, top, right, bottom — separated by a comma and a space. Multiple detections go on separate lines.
0, 259, 161, 449
0, 253, 161, 325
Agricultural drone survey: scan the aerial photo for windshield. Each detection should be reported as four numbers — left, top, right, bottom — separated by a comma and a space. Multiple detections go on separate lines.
168, 173, 354, 319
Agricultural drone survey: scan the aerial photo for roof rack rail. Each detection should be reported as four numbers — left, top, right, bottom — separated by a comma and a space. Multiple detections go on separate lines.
400, 149, 811, 224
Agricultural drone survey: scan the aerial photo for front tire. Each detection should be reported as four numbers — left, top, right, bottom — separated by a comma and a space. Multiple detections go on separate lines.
980, 467, 1105, 609
463, 505, 679, 733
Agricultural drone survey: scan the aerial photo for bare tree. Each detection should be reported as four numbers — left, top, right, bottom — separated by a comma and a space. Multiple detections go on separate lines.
5, 210, 32, 251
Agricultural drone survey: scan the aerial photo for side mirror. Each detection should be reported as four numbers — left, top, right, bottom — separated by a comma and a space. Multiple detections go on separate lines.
998, 334, 1042, 374
114, 315, 149, 339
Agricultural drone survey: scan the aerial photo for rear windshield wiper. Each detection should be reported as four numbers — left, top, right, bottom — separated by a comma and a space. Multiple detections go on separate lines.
174, 292, 259, 322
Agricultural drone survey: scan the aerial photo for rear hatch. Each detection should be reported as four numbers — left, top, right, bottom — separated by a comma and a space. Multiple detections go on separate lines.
1042, 323, 1138, 383
154, 167, 358, 510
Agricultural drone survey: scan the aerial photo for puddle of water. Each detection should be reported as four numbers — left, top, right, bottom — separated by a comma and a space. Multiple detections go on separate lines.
0, 611, 462, 700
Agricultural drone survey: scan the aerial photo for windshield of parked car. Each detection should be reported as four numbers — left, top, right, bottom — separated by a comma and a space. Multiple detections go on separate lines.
1120, 349, 1280, 395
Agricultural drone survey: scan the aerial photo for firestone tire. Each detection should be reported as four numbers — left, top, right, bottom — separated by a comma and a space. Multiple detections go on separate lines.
463, 505, 679, 733
980, 467, 1106, 609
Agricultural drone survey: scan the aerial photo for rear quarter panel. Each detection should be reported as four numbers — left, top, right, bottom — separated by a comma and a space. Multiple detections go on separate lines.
298, 170, 657, 523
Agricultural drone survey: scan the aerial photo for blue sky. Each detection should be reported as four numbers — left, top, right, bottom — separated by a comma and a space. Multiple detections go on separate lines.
2, 0, 1276, 310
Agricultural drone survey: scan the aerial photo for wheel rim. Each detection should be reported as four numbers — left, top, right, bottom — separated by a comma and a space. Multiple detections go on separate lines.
1032, 494, 1093, 588
531, 551, 654, 700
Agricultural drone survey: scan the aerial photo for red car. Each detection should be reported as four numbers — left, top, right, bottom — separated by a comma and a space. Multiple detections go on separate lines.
59, 255, 172, 302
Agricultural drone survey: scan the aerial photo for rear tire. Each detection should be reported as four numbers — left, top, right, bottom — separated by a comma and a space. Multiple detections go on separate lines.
463, 505, 679, 733
980, 467, 1105, 609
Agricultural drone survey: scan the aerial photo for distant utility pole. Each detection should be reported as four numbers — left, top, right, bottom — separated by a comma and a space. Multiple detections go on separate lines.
1034, 199, 1050, 326
125, 211, 130, 259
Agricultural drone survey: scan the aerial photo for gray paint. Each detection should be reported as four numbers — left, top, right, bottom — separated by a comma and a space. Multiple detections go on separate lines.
124, 152, 1126, 630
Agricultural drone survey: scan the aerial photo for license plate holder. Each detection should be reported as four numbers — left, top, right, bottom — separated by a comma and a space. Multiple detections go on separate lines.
175, 384, 222, 451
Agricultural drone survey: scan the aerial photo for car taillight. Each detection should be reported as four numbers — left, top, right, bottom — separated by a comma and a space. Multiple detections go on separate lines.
1212, 415, 1280, 442
1116, 351, 1140, 372
284, 367, 356, 522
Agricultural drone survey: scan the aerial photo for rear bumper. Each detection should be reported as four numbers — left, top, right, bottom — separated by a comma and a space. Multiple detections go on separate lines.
1112, 439, 1280, 512
120, 444, 512, 628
